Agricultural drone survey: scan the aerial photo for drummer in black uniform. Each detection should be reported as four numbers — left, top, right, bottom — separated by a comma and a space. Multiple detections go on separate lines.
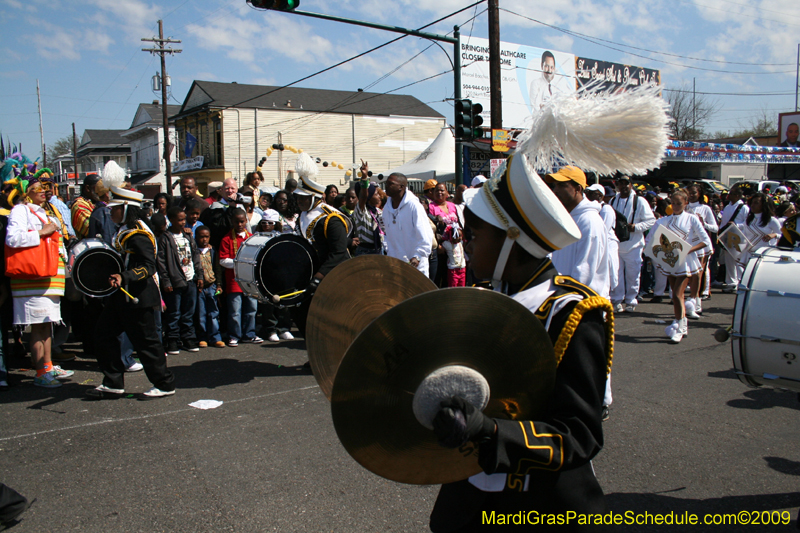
86, 186, 175, 399
428, 154, 614, 532
292, 154, 352, 338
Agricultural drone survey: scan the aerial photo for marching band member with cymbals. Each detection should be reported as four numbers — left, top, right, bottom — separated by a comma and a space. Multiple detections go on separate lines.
428, 84, 670, 532
86, 186, 176, 399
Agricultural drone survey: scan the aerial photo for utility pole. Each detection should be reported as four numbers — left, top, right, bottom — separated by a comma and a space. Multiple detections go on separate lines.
142, 20, 182, 184
37, 80, 45, 166
795, 43, 799, 111
692, 77, 696, 134
72, 123, 78, 187
488, 0, 502, 136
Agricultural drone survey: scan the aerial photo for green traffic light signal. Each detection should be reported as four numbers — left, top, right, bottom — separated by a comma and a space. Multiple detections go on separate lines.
249, 0, 300, 10
454, 99, 484, 141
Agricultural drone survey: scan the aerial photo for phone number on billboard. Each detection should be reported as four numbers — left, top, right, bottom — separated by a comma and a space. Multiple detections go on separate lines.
464, 85, 491, 92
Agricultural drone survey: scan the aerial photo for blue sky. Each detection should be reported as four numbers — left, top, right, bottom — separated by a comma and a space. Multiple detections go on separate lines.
2, 0, 799, 162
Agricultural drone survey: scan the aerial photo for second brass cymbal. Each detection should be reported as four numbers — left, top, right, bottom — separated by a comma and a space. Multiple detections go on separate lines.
306, 255, 437, 400
331, 288, 556, 485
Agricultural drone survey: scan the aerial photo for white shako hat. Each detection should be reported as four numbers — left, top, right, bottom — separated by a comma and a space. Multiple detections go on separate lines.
294, 152, 323, 197
463, 153, 581, 286
107, 186, 144, 208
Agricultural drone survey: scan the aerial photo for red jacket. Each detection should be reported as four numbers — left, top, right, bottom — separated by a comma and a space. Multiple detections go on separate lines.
218, 230, 251, 294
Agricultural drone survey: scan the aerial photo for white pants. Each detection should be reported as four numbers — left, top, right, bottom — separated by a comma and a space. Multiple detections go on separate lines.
612, 248, 643, 305
723, 249, 743, 286
654, 268, 668, 296
607, 240, 620, 296
603, 375, 612, 406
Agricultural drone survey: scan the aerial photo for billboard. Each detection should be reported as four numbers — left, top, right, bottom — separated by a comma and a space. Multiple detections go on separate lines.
575, 57, 660, 91
778, 112, 800, 147
460, 36, 575, 129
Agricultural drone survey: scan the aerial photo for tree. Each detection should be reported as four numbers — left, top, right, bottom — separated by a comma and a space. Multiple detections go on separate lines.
711, 108, 777, 139
46, 135, 74, 163
664, 84, 720, 140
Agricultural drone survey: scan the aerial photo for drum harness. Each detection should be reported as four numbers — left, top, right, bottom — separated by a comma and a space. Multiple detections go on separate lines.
112, 221, 157, 300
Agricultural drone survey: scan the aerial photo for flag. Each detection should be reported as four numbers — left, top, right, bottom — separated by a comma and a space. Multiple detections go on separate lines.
185, 132, 197, 158
644, 224, 691, 275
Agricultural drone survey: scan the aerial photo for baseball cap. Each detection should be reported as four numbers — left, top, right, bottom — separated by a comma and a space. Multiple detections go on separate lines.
423, 179, 438, 191
586, 184, 605, 194
471, 175, 488, 187
546, 166, 587, 188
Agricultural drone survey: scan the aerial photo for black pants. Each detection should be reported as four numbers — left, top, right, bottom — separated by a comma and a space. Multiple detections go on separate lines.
94, 303, 174, 391
289, 298, 311, 339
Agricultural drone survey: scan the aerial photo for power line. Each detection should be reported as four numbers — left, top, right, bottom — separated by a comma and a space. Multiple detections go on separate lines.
662, 88, 795, 96
501, 8, 795, 73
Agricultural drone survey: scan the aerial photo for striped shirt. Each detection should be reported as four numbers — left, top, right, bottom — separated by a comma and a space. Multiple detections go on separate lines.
71, 197, 94, 238
352, 205, 384, 247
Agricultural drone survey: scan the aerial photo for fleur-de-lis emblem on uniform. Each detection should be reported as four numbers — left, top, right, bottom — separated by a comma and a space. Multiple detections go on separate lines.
652, 233, 683, 267
724, 232, 742, 252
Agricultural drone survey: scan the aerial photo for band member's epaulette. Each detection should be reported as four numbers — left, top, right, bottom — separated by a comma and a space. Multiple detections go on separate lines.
322, 209, 352, 239
114, 221, 156, 255
534, 275, 614, 376
306, 206, 352, 241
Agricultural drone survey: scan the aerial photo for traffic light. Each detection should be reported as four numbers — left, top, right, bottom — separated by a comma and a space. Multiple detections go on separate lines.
249, 0, 300, 10
454, 99, 484, 142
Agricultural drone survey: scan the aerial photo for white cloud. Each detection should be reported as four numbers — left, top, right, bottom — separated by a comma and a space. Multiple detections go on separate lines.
88, 0, 161, 41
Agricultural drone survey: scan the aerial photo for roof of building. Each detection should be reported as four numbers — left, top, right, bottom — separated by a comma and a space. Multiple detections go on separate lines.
131, 103, 182, 129
176, 80, 445, 119
77, 130, 130, 157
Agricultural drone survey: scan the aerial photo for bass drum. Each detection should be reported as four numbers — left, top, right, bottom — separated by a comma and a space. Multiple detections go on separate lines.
67, 238, 124, 297
732, 246, 800, 392
234, 233, 320, 307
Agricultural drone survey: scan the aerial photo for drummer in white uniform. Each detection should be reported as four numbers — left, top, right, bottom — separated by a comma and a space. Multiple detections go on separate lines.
685, 184, 718, 312
646, 190, 712, 343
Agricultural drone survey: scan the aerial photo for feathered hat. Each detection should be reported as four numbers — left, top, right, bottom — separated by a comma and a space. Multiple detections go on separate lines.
464, 82, 670, 286
294, 152, 324, 197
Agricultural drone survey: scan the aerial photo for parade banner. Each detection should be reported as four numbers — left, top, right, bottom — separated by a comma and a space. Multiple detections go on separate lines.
460, 36, 575, 129
645, 225, 691, 275
718, 224, 752, 262
665, 140, 800, 163
575, 57, 660, 91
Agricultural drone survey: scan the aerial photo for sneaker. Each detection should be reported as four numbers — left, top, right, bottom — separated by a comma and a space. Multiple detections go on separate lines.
85, 384, 125, 399
268, 333, 281, 342
695, 298, 703, 315
614, 303, 625, 314
52, 366, 75, 379
166, 341, 180, 355
142, 387, 175, 398
183, 339, 200, 353
601, 406, 610, 422
214, 341, 226, 348
685, 299, 700, 320
198, 341, 208, 348
701, 293, 711, 301
242, 336, 263, 344
126, 362, 144, 372
625, 304, 636, 313
710, 281, 724, 289
227, 338, 239, 347
279, 331, 294, 340
34, 373, 62, 388
667, 321, 683, 344
679, 317, 688, 336
650, 295, 664, 304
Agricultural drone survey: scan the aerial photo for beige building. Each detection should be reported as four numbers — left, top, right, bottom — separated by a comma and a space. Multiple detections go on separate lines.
171, 81, 446, 192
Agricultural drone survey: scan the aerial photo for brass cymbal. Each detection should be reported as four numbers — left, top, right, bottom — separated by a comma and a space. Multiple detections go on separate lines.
331, 288, 556, 485
307, 254, 437, 400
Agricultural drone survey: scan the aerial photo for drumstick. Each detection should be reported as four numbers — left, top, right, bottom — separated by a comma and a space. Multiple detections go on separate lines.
272, 289, 305, 304
119, 287, 139, 304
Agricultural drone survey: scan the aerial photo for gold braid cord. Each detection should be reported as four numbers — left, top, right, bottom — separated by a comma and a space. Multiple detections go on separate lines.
323, 211, 351, 238
114, 222, 156, 255
551, 296, 615, 376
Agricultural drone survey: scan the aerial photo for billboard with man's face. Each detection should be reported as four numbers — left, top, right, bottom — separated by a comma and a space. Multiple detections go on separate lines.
778, 112, 800, 147
460, 36, 575, 129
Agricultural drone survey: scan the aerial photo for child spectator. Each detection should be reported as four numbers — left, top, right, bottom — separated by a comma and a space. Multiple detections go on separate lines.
195, 226, 224, 348
184, 199, 205, 237
219, 208, 263, 346
157, 207, 202, 355
255, 210, 294, 342
441, 223, 466, 287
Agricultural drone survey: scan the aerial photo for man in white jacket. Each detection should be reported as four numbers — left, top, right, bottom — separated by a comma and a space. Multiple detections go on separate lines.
382, 173, 434, 277
718, 186, 749, 292
609, 176, 655, 313
547, 167, 610, 298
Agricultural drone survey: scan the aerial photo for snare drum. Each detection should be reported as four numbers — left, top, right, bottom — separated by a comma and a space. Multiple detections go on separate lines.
731, 247, 800, 392
67, 238, 124, 297
234, 233, 319, 306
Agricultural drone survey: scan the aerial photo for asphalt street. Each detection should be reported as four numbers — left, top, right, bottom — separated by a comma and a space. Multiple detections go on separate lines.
1, 290, 798, 532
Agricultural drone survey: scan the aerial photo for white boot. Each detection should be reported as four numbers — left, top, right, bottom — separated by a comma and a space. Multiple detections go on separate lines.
685, 298, 700, 320
666, 321, 683, 343
695, 297, 703, 315
679, 316, 688, 336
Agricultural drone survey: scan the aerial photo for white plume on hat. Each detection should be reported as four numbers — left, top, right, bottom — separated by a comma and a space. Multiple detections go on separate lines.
102, 160, 126, 187
518, 81, 671, 176
295, 152, 318, 179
